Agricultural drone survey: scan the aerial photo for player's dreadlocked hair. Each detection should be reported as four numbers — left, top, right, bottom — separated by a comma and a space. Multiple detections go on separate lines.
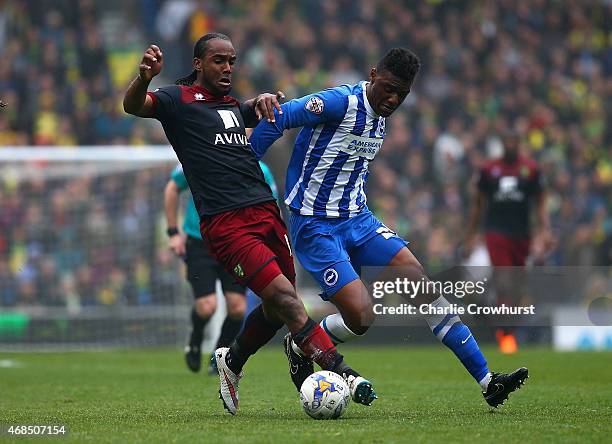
175, 32, 231, 86
377, 48, 420, 84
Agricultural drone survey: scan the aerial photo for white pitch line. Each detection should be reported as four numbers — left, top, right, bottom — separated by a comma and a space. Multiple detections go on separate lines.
0, 359, 24, 368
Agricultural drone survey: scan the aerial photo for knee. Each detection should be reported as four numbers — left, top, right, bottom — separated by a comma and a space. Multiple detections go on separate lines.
390, 248, 426, 279
404, 257, 426, 278
225, 293, 246, 319
195, 296, 216, 318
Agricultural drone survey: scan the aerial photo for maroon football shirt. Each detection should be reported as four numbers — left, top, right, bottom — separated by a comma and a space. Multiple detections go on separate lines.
477, 156, 543, 238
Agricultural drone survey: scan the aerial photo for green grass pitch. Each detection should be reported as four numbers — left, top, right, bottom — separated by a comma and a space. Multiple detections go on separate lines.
1, 346, 611, 443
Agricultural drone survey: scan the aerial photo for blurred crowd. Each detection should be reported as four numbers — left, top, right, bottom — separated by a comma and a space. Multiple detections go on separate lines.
0, 165, 181, 307
0, 0, 610, 308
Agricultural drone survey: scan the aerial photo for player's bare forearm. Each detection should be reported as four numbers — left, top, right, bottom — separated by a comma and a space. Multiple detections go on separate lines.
164, 181, 181, 229
164, 181, 186, 256
466, 191, 485, 239
123, 75, 152, 117
534, 190, 555, 254
536, 191, 551, 233
124, 44, 163, 117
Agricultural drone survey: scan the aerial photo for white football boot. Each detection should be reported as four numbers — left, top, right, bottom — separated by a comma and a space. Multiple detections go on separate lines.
215, 347, 242, 415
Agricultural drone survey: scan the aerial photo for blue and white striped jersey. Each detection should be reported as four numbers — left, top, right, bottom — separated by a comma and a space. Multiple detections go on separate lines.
250, 81, 386, 218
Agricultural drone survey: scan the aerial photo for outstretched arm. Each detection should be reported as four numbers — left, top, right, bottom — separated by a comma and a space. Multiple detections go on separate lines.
249, 89, 348, 159
123, 44, 163, 117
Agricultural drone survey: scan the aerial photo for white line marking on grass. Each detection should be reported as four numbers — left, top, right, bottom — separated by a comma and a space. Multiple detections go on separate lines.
0, 359, 24, 368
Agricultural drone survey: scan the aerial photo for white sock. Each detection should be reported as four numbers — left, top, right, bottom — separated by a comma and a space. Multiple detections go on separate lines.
320, 313, 362, 345
423, 296, 460, 340
290, 313, 361, 356
479, 372, 492, 391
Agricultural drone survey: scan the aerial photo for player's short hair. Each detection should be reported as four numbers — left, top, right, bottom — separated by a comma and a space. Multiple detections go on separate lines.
175, 33, 232, 86
377, 48, 420, 84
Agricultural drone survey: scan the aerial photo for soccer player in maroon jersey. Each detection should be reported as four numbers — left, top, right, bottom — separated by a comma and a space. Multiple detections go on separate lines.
466, 130, 553, 352
123, 33, 375, 414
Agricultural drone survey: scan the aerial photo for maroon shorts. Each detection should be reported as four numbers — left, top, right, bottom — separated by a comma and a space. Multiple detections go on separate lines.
485, 232, 530, 266
200, 201, 296, 294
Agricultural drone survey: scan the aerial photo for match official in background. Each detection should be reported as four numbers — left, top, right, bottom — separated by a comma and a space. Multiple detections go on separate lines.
165, 163, 245, 375
164, 160, 280, 374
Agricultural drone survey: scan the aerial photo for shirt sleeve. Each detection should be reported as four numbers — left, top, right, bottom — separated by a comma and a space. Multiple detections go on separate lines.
249, 87, 349, 160
258, 161, 278, 200
170, 164, 188, 191
147, 85, 179, 121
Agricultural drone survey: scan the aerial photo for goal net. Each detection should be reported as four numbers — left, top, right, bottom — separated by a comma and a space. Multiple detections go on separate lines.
0, 147, 225, 350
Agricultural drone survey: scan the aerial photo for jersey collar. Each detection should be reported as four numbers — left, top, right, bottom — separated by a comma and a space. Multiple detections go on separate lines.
361, 81, 378, 117
185, 84, 239, 106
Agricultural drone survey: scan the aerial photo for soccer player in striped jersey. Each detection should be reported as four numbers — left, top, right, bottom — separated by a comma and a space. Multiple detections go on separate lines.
250, 48, 528, 408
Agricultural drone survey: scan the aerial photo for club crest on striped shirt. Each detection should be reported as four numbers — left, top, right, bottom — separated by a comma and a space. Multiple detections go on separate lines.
377, 117, 386, 137
305, 96, 324, 114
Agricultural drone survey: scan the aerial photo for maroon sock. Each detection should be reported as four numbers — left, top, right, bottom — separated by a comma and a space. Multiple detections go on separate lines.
215, 316, 243, 349
292, 318, 343, 370
226, 304, 282, 374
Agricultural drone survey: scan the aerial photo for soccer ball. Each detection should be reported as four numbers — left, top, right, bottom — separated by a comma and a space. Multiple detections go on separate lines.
299, 370, 350, 420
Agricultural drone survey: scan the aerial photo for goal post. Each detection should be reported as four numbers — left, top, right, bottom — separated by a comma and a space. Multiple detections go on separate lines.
0, 146, 225, 350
